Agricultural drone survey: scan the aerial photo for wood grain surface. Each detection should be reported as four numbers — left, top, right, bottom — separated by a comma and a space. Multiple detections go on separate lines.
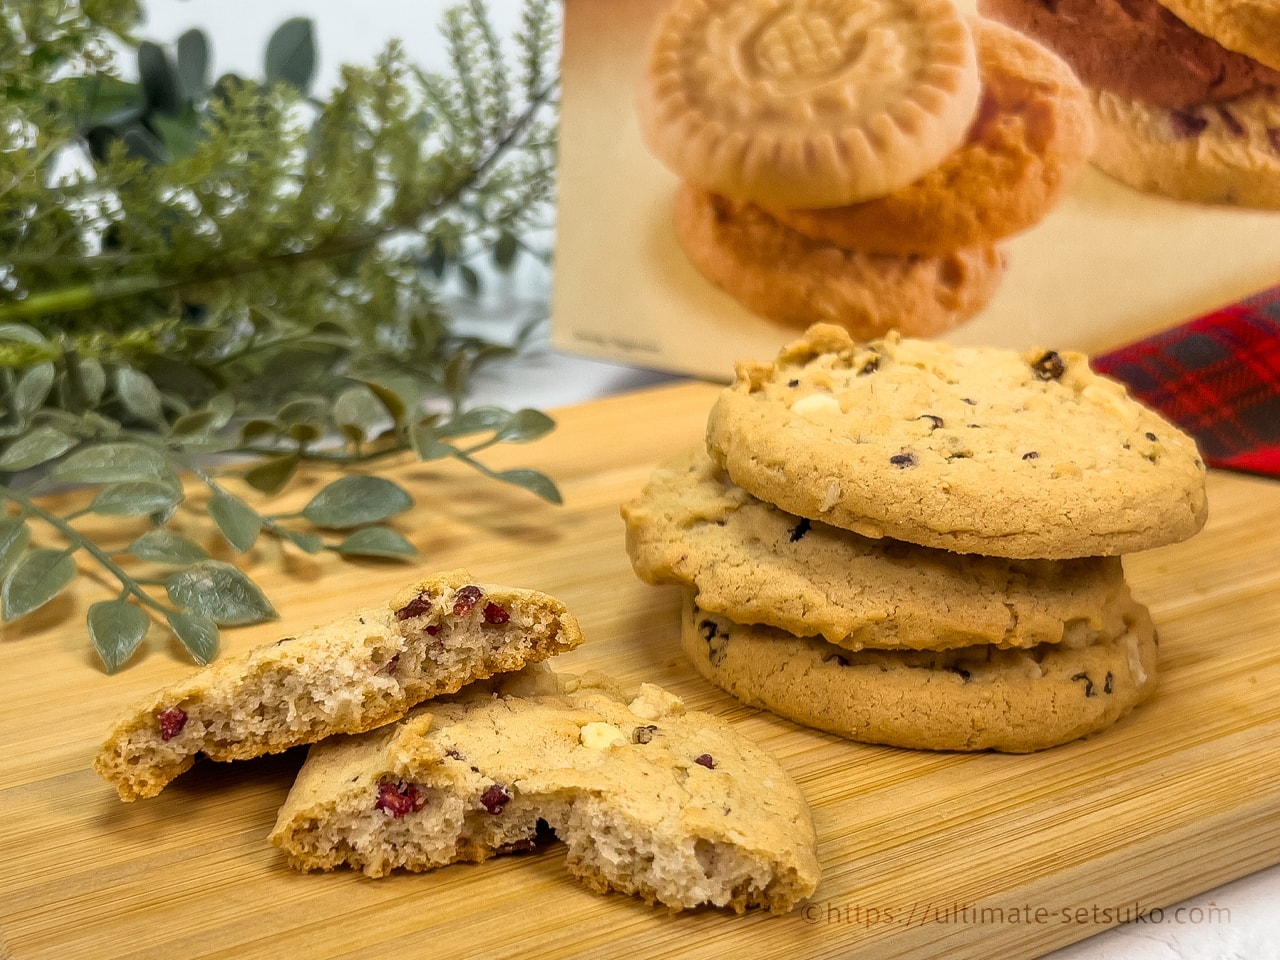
2, 381, 1278, 960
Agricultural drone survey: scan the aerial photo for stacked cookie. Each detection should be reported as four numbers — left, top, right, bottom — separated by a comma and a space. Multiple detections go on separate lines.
95, 569, 820, 913
622, 324, 1208, 751
635, 0, 1094, 338
980, 0, 1280, 207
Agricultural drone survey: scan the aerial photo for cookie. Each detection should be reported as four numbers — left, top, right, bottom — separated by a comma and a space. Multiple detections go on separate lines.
94, 570, 584, 801
764, 18, 1094, 256
680, 593, 1159, 752
1150, 0, 1280, 72
1089, 86, 1280, 208
636, 0, 981, 208
269, 667, 820, 914
977, 0, 1280, 108
704, 325, 1208, 559
672, 184, 1005, 339
623, 446, 1131, 650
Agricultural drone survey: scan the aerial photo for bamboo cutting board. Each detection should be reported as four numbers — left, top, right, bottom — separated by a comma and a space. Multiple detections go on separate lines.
2, 381, 1279, 960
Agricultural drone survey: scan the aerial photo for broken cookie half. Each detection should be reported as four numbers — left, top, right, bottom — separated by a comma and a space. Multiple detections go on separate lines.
95, 570, 583, 801
269, 668, 820, 914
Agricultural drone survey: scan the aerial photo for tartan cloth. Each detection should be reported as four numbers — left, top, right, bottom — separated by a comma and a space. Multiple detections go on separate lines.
1092, 284, 1280, 477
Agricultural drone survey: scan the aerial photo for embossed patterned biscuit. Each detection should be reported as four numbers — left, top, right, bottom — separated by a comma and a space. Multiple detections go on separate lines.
1151, 0, 1280, 72
673, 185, 1005, 338
270, 668, 820, 914
681, 593, 1159, 752
1089, 87, 1280, 208
764, 19, 1094, 256
623, 446, 1130, 650
705, 324, 1207, 559
636, 0, 981, 208
95, 570, 583, 801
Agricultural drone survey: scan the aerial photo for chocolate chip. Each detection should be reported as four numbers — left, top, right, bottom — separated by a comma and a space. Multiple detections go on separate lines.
961, 397, 977, 406
1031, 350, 1066, 381
1169, 109, 1208, 139
633, 725, 658, 744
823, 653, 849, 667
694, 754, 716, 769
948, 665, 971, 682
1104, 672, 1114, 695
917, 414, 943, 430
1071, 672, 1096, 697
787, 379, 800, 388
444, 748, 466, 761
699, 618, 731, 667
1144, 432, 1157, 442
788, 518, 811, 542
858, 355, 880, 376
1022, 451, 1039, 460
889, 451, 917, 468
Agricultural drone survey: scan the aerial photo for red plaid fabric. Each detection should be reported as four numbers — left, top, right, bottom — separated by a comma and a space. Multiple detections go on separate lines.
1092, 284, 1280, 477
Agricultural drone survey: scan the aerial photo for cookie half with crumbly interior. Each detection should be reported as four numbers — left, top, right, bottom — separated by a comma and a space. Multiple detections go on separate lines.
269, 667, 820, 915
705, 324, 1208, 559
681, 592, 1159, 753
623, 445, 1132, 651
94, 569, 583, 801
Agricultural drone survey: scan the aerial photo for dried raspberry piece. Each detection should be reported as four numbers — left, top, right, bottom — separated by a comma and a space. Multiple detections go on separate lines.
482, 602, 509, 625
157, 708, 187, 741
453, 585, 483, 616
395, 592, 432, 621
479, 783, 511, 814
375, 779, 427, 818
694, 754, 716, 769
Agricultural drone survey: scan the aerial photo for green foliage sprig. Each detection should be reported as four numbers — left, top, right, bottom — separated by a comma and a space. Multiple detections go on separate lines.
0, 0, 562, 671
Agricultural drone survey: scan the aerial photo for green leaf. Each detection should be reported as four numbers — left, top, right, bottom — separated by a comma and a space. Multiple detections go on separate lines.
14, 363, 55, 419
437, 406, 511, 438
88, 600, 150, 673
208, 493, 263, 552
138, 41, 182, 115
491, 468, 562, 504
205, 393, 237, 431
170, 408, 218, 436
51, 442, 167, 484
127, 529, 209, 565
410, 420, 454, 462
121, 123, 168, 163
265, 18, 317, 93
492, 230, 519, 271
0, 520, 31, 576
91, 480, 183, 517
279, 528, 324, 555
0, 426, 77, 471
0, 324, 50, 348
166, 610, 219, 665
333, 386, 389, 445
176, 28, 211, 98
243, 453, 300, 494
116, 367, 166, 425
458, 264, 481, 297
2, 549, 76, 620
337, 526, 416, 558
151, 109, 203, 161
495, 408, 555, 443
356, 380, 408, 428
164, 560, 277, 626
301, 475, 413, 529
240, 419, 279, 445
70, 356, 106, 406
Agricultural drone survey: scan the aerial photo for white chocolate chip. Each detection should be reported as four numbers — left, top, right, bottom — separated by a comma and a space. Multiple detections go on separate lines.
790, 393, 840, 418
579, 721, 626, 750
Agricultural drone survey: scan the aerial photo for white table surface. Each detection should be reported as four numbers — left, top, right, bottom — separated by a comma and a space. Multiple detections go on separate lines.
118, 4, 1280, 958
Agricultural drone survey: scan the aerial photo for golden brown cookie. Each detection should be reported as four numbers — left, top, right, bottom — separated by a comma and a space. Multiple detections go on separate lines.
764, 18, 1094, 256
1090, 86, 1280, 208
636, 0, 981, 207
1151, 0, 1280, 72
672, 184, 1006, 338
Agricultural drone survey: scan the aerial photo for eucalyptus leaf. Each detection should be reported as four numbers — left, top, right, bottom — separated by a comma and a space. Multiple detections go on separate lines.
51, 442, 167, 483
495, 408, 555, 443
243, 453, 300, 494
301, 475, 413, 529
0, 425, 77, 471
170, 408, 218, 436
491, 468, 561, 504
264, 18, 317, 93
91, 480, 183, 517
410, 421, 454, 462
116, 367, 166, 425
176, 28, 211, 98
337, 526, 416, 558
205, 393, 237, 431
437, 406, 510, 438
69, 355, 106, 406
279, 528, 324, 555
165, 560, 277, 625
166, 610, 219, 664
2, 548, 77, 620
240, 419, 279, 445
14, 363, 56, 418
88, 599, 150, 672
138, 41, 181, 115
127, 529, 209, 564
333, 386, 389, 445
0, 519, 31, 576
208, 492, 263, 552
0, 324, 50, 347
458, 264, 480, 297
357, 380, 408, 428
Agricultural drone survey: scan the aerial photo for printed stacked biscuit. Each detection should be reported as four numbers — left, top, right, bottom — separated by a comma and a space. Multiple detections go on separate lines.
94, 569, 820, 912
635, 0, 1094, 339
622, 324, 1209, 752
